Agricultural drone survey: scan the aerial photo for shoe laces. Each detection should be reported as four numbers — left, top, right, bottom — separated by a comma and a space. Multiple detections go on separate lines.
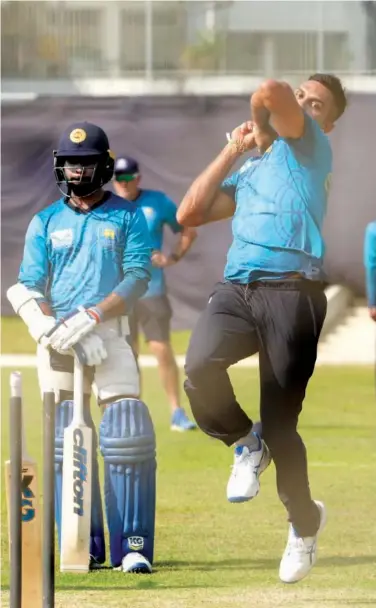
286, 529, 315, 555
230, 447, 254, 474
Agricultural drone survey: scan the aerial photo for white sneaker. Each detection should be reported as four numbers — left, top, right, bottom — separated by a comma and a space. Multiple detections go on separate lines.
226, 436, 271, 503
279, 500, 327, 584
120, 552, 152, 574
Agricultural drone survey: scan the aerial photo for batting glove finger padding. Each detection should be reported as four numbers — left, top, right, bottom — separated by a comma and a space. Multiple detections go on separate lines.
72, 333, 108, 367
46, 306, 101, 351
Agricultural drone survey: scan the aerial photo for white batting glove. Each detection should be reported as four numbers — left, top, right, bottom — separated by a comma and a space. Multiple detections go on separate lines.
70, 333, 108, 367
46, 306, 102, 351
30, 315, 57, 344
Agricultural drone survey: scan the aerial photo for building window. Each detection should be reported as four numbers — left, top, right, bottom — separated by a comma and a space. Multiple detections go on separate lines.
119, 4, 146, 73
152, 3, 186, 71
273, 32, 318, 73
324, 33, 350, 71
223, 32, 265, 73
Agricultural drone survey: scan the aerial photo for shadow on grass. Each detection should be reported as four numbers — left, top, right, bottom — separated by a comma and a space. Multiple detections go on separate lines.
156, 554, 376, 572
3, 555, 375, 593
302, 602, 376, 606
56, 580, 226, 592
318, 555, 376, 568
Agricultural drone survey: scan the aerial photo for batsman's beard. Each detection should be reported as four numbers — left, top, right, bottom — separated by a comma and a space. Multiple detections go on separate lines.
69, 181, 101, 197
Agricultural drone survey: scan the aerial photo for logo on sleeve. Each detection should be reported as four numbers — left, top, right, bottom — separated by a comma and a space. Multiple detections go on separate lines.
239, 157, 260, 174
50, 229, 73, 248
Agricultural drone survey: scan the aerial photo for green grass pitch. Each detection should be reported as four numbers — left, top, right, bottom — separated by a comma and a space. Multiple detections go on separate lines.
1, 363, 376, 607
1, 316, 191, 355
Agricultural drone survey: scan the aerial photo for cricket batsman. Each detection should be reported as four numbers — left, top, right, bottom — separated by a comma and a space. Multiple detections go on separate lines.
177, 74, 347, 583
7, 121, 156, 573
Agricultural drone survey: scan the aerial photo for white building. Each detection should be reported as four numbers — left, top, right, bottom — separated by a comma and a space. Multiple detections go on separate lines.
1, 1, 375, 95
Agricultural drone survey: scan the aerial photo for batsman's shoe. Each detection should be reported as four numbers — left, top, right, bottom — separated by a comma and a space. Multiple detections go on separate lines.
120, 552, 152, 574
89, 555, 104, 570
226, 436, 271, 503
279, 500, 327, 584
170, 408, 197, 432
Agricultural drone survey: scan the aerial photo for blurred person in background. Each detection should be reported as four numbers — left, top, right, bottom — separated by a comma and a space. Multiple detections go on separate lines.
177, 74, 347, 583
113, 156, 197, 432
364, 221, 376, 321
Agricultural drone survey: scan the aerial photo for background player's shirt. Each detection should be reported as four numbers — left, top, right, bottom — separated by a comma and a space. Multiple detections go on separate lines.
221, 113, 332, 284
18, 193, 152, 318
364, 221, 376, 307
133, 189, 182, 298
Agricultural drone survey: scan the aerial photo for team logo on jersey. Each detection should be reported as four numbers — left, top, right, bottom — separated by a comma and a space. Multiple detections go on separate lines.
103, 228, 115, 239
50, 229, 73, 248
69, 128, 87, 144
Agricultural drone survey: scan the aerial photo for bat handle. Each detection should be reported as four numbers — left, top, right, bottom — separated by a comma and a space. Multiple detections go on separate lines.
73, 354, 85, 422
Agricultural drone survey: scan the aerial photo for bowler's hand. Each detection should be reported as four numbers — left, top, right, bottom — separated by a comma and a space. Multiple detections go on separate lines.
369, 307, 376, 322
229, 121, 257, 152
252, 124, 278, 153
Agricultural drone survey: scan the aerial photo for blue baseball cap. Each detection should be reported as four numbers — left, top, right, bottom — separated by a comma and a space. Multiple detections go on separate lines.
114, 156, 140, 176
55, 121, 110, 157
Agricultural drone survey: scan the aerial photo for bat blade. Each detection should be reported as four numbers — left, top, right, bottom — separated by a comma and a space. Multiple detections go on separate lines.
5, 458, 42, 608
60, 423, 92, 573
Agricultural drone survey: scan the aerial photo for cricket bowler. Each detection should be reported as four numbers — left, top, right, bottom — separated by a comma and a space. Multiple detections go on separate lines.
7, 121, 156, 573
177, 74, 347, 583
113, 156, 197, 431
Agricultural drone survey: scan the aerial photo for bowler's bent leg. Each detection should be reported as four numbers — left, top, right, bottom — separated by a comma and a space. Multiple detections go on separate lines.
184, 283, 257, 444
184, 283, 270, 501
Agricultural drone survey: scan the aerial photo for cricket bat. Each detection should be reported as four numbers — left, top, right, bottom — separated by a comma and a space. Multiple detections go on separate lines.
5, 371, 42, 608
60, 355, 92, 572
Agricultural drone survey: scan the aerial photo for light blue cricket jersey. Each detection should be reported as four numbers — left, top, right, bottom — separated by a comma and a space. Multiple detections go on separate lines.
221, 114, 332, 283
132, 189, 182, 298
18, 192, 152, 318
364, 221, 376, 307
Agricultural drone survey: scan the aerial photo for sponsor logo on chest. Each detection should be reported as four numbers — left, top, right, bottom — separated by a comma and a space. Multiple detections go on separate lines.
50, 229, 73, 249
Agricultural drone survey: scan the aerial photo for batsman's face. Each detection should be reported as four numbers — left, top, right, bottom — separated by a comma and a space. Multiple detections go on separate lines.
113, 175, 141, 200
295, 81, 336, 133
63, 158, 97, 183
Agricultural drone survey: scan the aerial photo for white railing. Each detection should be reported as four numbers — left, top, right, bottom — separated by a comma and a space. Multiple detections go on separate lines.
2, 0, 376, 83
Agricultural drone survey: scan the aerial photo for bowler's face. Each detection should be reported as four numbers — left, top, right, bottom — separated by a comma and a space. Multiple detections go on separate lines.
295, 81, 336, 133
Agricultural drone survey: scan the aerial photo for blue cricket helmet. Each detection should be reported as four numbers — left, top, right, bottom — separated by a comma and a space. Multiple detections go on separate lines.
53, 121, 115, 197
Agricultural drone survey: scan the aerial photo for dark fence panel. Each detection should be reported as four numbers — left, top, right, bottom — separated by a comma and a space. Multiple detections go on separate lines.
2, 94, 375, 327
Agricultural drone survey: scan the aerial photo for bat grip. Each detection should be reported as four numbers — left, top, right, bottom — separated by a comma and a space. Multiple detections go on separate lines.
73, 354, 85, 423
